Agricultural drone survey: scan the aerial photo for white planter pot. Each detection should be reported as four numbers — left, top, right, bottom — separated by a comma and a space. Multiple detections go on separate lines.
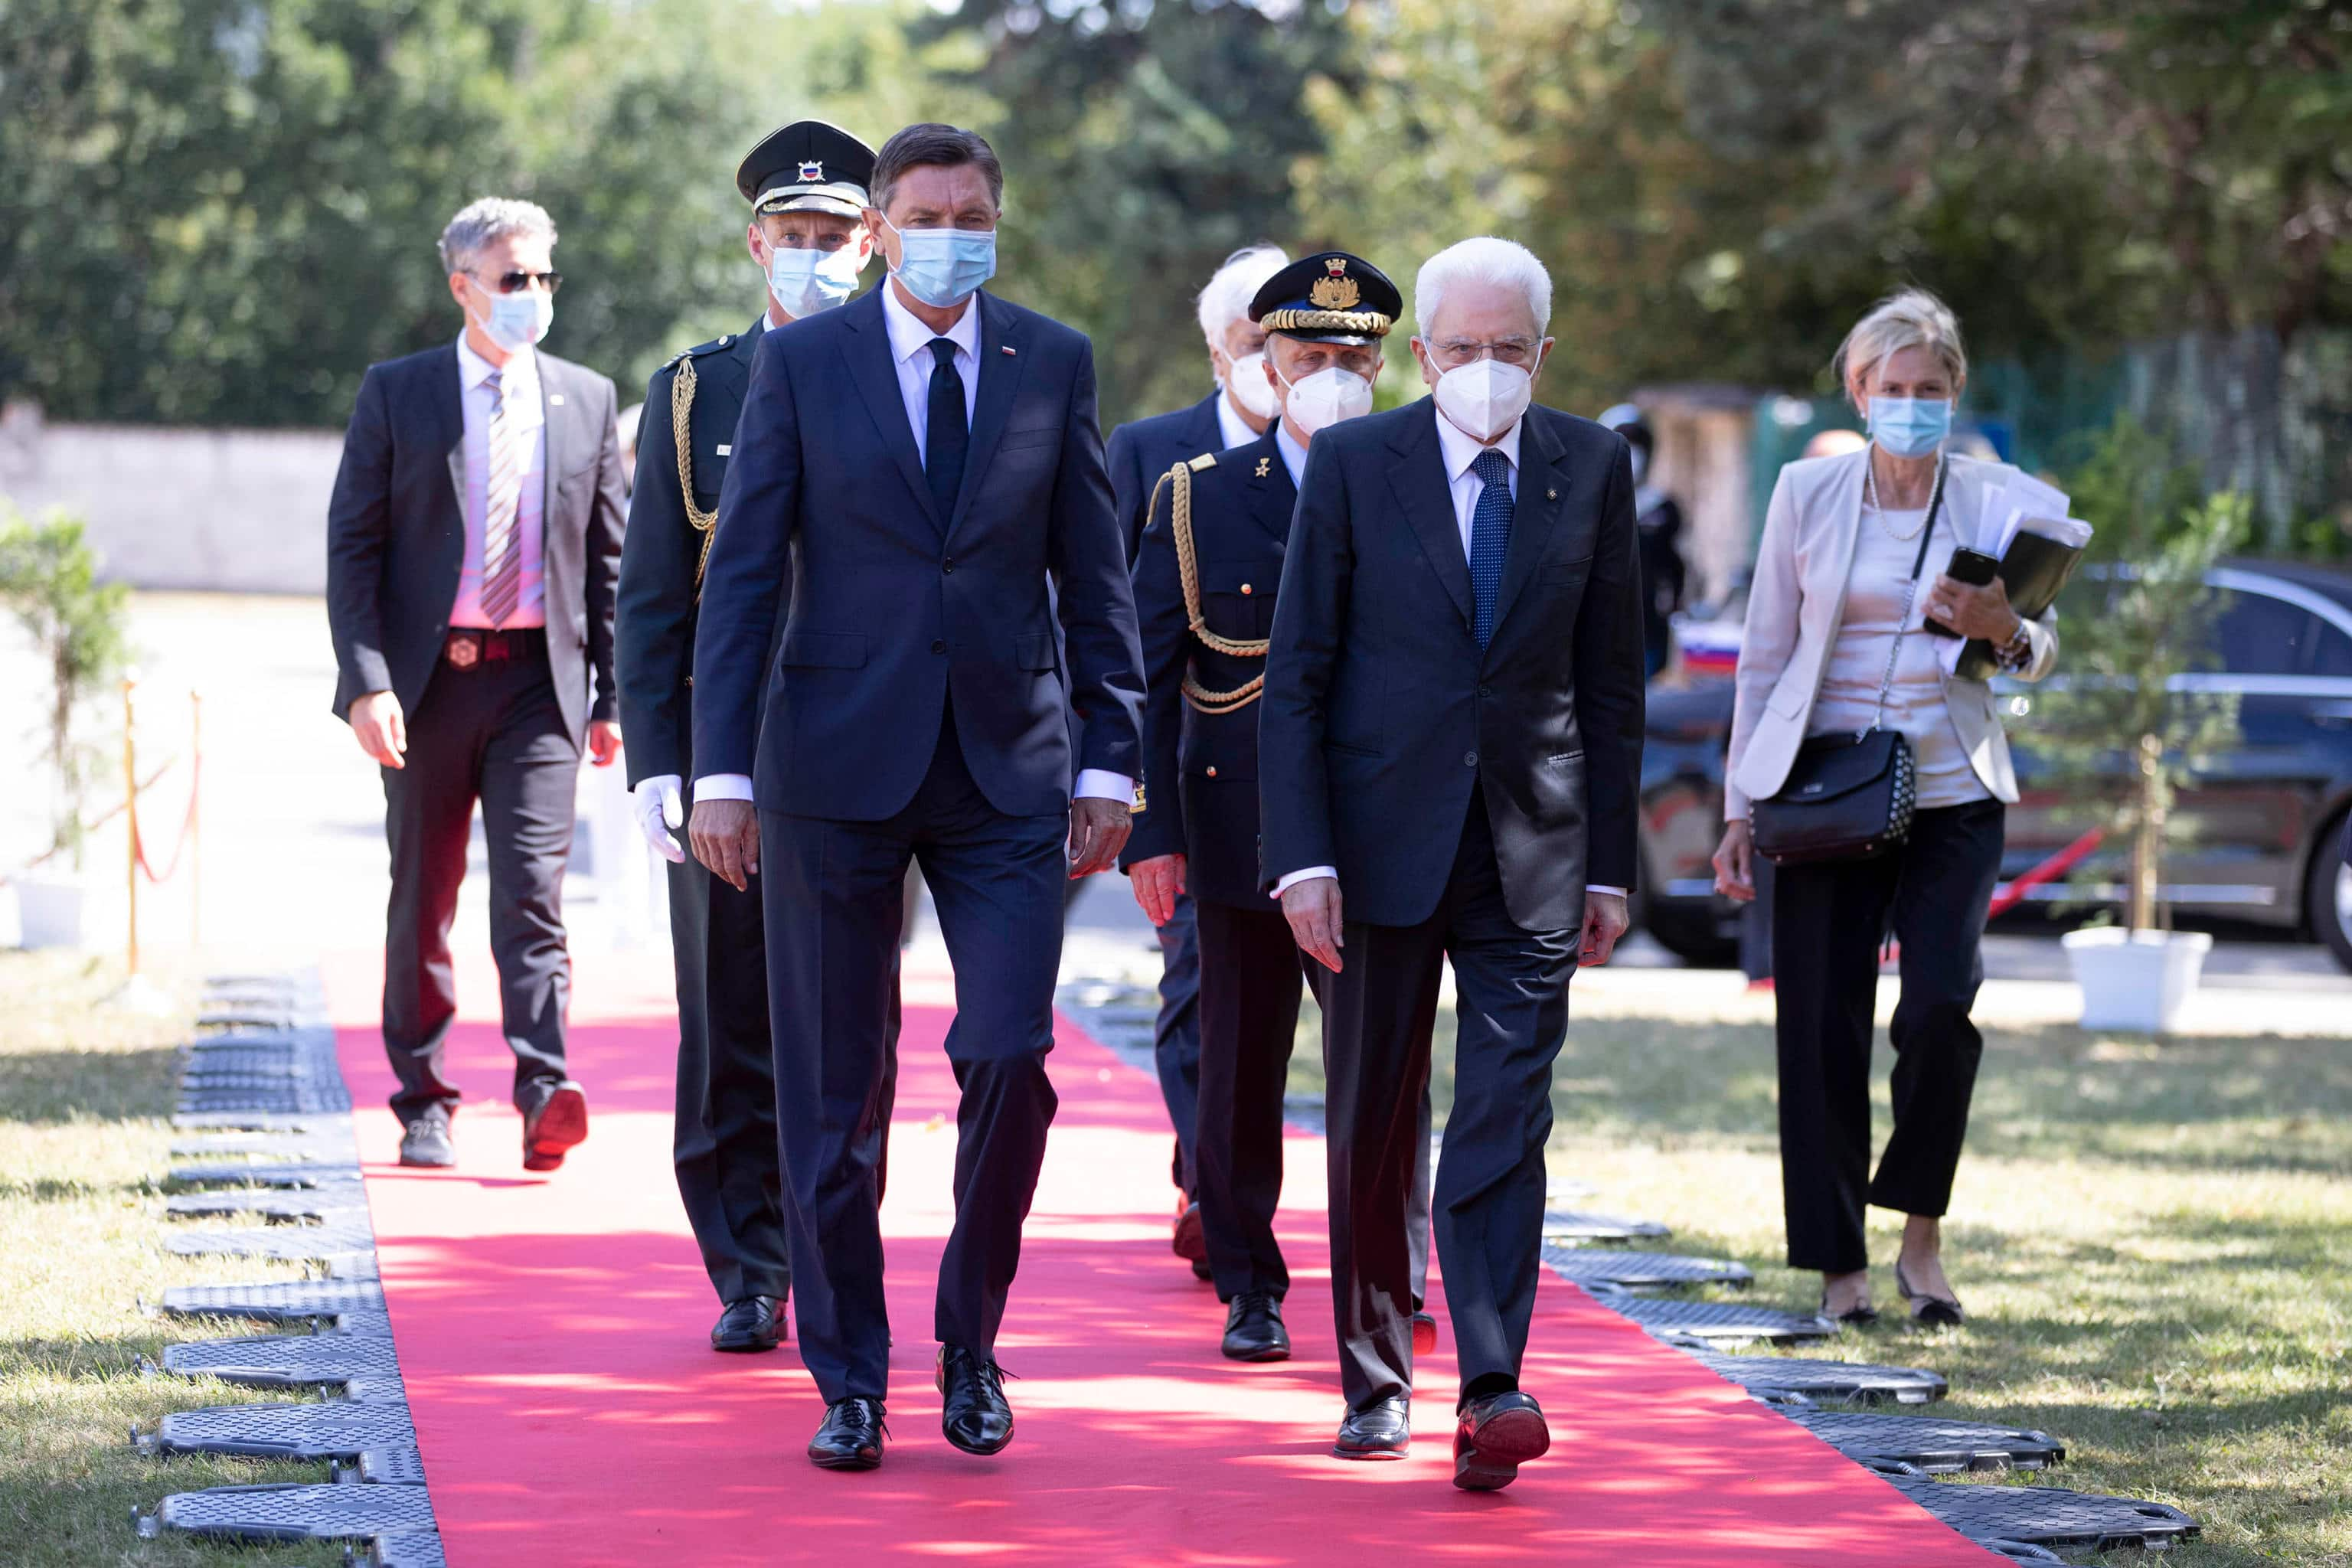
13, 873, 87, 950
2061, 926, 2213, 1034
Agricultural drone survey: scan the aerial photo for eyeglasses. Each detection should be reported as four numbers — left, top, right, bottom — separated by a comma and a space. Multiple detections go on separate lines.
1431, 338, 1537, 367
476, 270, 563, 295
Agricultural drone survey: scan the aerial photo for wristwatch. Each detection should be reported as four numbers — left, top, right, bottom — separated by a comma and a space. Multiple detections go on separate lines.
1994, 613, 2033, 671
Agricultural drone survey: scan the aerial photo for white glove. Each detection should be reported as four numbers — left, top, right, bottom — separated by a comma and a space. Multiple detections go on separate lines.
632, 775, 686, 864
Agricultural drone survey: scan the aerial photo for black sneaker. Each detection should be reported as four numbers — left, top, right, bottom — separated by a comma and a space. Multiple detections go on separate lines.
398, 1106, 455, 1168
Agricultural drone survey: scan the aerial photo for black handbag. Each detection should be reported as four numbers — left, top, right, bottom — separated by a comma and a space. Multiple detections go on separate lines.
1751, 461, 1945, 867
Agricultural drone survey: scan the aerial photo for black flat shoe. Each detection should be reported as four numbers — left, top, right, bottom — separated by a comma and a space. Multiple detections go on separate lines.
710, 1295, 786, 1352
937, 1344, 1015, 1455
521, 1080, 588, 1172
808, 1396, 887, 1471
1333, 1393, 1411, 1460
1894, 1261, 1965, 1327
1821, 1292, 1880, 1327
397, 1107, 455, 1168
1455, 1390, 1550, 1491
1412, 1311, 1439, 1356
1220, 1292, 1291, 1362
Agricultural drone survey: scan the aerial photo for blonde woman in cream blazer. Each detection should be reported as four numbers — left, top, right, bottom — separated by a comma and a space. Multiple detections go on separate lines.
1710, 289, 2059, 1329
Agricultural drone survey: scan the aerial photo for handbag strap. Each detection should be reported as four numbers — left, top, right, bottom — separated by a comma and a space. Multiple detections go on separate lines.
1865, 457, 1948, 733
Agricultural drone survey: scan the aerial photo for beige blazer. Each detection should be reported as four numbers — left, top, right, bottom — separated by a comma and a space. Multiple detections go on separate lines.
1724, 447, 2060, 821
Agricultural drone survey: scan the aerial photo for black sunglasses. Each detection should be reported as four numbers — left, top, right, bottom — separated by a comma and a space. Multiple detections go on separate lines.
479, 269, 563, 295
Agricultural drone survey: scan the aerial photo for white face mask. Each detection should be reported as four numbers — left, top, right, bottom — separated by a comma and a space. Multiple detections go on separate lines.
472, 279, 554, 351
1276, 364, 1374, 438
766, 242, 866, 319
1432, 358, 1533, 443
1225, 351, 1279, 422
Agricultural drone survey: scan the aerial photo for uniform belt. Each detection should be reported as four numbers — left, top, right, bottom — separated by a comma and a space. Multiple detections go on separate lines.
441, 627, 546, 670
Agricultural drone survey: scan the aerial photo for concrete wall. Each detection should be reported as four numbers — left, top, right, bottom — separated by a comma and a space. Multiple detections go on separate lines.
0, 403, 341, 594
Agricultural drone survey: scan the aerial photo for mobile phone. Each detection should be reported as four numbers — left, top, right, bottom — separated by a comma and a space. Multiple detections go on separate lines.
1927, 547, 2001, 637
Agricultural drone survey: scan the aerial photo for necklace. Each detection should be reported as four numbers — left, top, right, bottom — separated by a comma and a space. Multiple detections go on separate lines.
1864, 456, 1939, 541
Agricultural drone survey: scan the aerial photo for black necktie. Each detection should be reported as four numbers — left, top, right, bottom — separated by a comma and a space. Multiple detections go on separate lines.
925, 337, 968, 521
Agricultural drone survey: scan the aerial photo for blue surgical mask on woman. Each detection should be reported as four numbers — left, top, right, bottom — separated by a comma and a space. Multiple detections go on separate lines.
1867, 396, 1954, 459
766, 243, 866, 319
885, 219, 996, 309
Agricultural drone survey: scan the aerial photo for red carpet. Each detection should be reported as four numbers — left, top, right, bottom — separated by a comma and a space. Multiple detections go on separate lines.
325, 948, 1998, 1566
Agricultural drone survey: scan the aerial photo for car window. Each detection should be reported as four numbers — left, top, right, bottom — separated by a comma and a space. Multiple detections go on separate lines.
2311, 619, 2352, 678
2211, 590, 2312, 677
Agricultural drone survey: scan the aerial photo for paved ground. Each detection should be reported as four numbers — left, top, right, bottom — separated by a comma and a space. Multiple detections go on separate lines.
5, 592, 2344, 1037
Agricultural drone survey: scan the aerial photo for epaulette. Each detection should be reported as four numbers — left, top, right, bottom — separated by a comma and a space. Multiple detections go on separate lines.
1187, 452, 1217, 472
663, 333, 739, 371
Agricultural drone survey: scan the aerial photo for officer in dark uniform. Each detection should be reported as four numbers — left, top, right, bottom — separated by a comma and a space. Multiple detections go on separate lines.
1121, 252, 1434, 1363
616, 120, 902, 1355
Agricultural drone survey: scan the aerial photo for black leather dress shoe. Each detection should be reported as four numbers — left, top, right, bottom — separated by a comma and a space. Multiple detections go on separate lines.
1191, 1256, 1214, 1282
1412, 1311, 1439, 1356
1172, 1200, 1207, 1262
521, 1080, 589, 1172
1220, 1292, 1290, 1362
398, 1108, 454, 1168
710, 1295, 786, 1352
936, 1344, 1015, 1455
1454, 1390, 1550, 1491
808, 1396, 887, 1471
1333, 1394, 1411, 1460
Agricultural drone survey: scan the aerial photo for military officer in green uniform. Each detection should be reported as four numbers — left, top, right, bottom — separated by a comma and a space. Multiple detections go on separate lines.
616, 120, 900, 1354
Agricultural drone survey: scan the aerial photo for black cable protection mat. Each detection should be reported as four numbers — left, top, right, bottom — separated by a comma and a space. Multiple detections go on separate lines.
1538, 1244, 1753, 1290
167, 1212, 379, 1260
358, 1530, 450, 1568
351, 1447, 427, 1485
197, 1008, 305, 1031
1586, 1289, 1836, 1345
167, 1187, 367, 1221
177, 1085, 353, 1116
172, 1132, 358, 1162
1875, 1471, 2198, 1553
159, 1327, 402, 1393
1683, 1350, 1949, 1404
141, 1481, 437, 1547
143, 1400, 416, 1462
173, 1109, 343, 1131
1540, 1210, 1672, 1242
1788, 1408, 2063, 1473
170, 1161, 367, 1189
160, 1279, 388, 1322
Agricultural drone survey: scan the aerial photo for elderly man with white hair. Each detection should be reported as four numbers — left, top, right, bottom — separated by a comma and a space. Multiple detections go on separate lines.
1100, 242, 1288, 1273
326, 196, 628, 1173
1259, 236, 1645, 1488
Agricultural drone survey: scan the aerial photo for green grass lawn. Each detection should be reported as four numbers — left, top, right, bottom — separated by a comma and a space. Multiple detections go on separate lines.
1287, 996, 2352, 1566
0, 950, 343, 1566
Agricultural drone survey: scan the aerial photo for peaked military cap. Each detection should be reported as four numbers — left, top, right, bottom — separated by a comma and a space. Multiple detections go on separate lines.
737, 120, 877, 219
1249, 251, 1400, 346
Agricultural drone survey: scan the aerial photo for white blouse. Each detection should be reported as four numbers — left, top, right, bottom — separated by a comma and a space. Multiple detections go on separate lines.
1805, 505, 1994, 811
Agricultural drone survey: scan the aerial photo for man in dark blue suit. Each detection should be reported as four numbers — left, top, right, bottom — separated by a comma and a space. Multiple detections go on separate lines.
688, 124, 1145, 1472
1260, 237, 1645, 1489
1100, 243, 1286, 1274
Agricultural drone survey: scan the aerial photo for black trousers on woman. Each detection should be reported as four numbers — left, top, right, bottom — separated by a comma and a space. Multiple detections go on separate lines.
1771, 798, 2004, 1275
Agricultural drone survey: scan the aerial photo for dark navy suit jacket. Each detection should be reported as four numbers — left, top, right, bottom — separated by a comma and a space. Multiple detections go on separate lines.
691, 286, 1144, 821
1105, 390, 1223, 562
1120, 431, 1296, 906
1259, 399, 1647, 931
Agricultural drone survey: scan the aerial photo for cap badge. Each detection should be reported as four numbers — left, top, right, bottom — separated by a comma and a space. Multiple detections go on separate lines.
1310, 257, 1361, 311
799, 159, 824, 182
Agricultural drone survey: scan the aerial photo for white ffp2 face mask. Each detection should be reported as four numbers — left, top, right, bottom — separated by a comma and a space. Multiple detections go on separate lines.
1277, 364, 1374, 437
1225, 351, 1279, 422
1433, 358, 1533, 443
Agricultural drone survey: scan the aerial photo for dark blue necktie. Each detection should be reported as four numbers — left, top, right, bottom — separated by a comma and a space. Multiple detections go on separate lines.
1468, 448, 1514, 648
925, 337, 968, 521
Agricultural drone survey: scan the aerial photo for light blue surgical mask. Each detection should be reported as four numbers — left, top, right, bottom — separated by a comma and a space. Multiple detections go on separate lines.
885, 219, 997, 309
1867, 395, 1953, 459
766, 243, 866, 319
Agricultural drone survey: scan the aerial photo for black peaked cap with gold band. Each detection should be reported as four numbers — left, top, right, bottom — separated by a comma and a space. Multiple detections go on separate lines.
1249, 251, 1400, 346
736, 119, 877, 218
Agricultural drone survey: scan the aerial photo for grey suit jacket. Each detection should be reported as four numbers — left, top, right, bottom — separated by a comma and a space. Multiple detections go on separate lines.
1724, 447, 2060, 819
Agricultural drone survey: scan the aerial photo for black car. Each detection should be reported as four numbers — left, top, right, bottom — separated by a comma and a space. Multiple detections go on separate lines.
1636, 559, 2352, 972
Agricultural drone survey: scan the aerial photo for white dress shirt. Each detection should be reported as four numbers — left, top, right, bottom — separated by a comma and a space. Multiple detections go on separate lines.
1272, 404, 1624, 902
1215, 384, 1259, 452
694, 281, 1129, 811
1273, 420, 1309, 488
449, 334, 546, 629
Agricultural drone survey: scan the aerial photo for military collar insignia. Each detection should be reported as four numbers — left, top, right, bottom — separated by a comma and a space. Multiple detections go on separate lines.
1309, 256, 1361, 311
1254, 456, 1272, 478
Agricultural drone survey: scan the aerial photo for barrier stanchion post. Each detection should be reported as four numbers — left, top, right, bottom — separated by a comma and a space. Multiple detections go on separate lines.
122, 674, 139, 978
189, 689, 203, 951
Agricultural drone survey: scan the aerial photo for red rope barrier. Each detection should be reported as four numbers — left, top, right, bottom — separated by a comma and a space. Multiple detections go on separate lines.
1988, 826, 2107, 920
132, 747, 201, 884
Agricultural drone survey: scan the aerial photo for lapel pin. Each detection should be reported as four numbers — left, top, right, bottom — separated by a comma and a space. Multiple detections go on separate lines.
1001, 345, 1018, 356
716, 443, 732, 457
1547, 487, 1557, 499
548, 393, 566, 407
1254, 457, 1271, 478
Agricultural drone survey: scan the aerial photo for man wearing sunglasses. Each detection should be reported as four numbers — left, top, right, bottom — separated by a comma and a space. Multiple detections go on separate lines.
326, 197, 628, 1176
616, 121, 907, 1357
